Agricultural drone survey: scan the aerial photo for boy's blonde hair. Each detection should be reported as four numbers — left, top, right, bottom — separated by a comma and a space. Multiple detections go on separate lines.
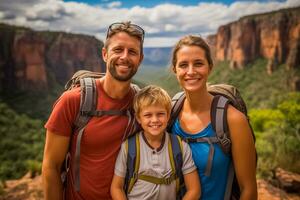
133, 85, 172, 116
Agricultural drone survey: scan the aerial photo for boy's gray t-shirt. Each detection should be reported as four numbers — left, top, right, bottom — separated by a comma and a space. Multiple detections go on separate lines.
114, 132, 197, 200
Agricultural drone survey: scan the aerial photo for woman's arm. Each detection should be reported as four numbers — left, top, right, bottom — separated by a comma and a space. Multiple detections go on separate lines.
111, 175, 127, 200
227, 105, 257, 200
42, 131, 70, 200
182, 170, 201, 200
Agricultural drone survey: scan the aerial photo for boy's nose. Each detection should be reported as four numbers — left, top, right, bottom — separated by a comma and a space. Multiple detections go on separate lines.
151, 115, 159, 122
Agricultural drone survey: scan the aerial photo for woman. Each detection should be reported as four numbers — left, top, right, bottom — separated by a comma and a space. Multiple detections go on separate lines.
170, 35, 257, 200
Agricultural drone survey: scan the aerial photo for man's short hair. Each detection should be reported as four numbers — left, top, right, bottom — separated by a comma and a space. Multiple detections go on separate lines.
104, 21, 144, 51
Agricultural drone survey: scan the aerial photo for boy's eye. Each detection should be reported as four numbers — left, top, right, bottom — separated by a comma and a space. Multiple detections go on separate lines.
158, 112, 166, 116
143, 114, 151, 118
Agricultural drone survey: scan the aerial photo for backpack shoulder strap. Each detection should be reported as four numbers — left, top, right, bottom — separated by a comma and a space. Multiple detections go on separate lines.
167, 91, 186, 132
130, 83, 140, 93
73, 77, 97, 191
210, 95, 231, 154
211, 95, 235, 200
168, 134, 184, 197
124, 133, 140, 194
74, 77, 97, 130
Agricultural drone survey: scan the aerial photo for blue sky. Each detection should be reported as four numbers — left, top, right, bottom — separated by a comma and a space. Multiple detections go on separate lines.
0, 0, 299, 47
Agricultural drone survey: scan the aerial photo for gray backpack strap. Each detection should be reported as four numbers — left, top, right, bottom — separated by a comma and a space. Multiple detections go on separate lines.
123, 84, 141, 139
211, 95, 231, 154
211, 95, 235, 200
224, 162, 235, 200
74, 78, 97, 129
167, 91, 185, 132
185, 136, 219, 177
74, 77, 97, 191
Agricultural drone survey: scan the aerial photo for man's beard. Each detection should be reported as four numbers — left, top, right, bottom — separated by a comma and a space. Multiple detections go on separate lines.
108, 58, 138, 82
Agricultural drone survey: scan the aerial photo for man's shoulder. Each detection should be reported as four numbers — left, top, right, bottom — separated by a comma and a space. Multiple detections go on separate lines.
62, 87, 81, 98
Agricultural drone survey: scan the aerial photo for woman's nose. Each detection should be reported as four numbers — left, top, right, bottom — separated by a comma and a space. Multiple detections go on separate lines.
187, 65, 195, 74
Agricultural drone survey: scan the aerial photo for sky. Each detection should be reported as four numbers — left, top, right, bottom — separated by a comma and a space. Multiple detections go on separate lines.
0, 0, 299, 47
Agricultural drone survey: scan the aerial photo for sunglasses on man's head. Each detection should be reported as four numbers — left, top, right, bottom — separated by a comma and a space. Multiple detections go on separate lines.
106, 22, 145, 42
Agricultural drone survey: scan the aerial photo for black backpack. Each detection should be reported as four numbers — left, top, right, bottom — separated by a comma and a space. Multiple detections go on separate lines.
168, 83, 257, 200
60, 70, 140, 191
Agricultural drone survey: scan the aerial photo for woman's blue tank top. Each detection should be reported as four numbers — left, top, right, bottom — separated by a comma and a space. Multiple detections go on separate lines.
172, 118, 231, 200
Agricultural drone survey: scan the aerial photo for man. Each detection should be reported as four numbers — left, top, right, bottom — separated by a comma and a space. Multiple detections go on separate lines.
42, 21, 144, 200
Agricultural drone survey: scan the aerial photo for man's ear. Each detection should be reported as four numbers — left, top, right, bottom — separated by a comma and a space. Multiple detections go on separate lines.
139, 53, 144, 65
102, 47, 107, 62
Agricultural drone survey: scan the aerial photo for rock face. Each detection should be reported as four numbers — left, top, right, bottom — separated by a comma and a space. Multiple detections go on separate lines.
0, 24, 105, 91
211, 7, 300, 72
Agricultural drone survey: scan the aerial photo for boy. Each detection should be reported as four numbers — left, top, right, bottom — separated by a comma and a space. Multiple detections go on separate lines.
111, 85, 200, 200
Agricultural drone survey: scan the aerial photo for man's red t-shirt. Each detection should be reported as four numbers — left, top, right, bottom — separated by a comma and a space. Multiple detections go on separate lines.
45, 79, 135, 200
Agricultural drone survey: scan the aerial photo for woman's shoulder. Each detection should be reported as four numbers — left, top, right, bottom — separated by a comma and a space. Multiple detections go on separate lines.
227, 104, 247, 124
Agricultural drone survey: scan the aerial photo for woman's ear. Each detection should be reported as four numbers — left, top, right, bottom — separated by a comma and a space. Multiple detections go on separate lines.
172, 66, 177, 73
208, 65, 213, 74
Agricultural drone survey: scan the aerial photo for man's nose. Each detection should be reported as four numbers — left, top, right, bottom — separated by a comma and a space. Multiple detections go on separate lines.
120, 49, 129, 59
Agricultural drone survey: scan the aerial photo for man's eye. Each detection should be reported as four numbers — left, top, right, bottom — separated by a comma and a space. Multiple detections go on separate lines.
129, 50, 138, 55
114, 48, 122, 53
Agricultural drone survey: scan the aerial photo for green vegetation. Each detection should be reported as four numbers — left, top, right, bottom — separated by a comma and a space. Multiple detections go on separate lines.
0, 102, 44, 181
250, 93, 300, 177
208, 59, 297, 109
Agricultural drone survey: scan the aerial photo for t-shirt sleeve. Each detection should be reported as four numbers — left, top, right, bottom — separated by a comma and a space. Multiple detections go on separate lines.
44, 89, 80, 136
114, 141, 128, 177
181, 140, 197, 175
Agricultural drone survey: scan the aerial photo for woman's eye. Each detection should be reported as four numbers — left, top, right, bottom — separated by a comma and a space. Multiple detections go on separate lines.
194, 62, 203, 67
178, 63, 187, 68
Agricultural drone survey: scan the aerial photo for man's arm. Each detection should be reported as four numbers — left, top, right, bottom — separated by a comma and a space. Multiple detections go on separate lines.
42, 130, 70, 200
182, 170, 201, 200
228, 106, 257, 200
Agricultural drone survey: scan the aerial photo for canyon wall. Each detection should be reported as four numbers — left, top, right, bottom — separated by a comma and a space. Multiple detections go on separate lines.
0, 24, 105, 91
210, 7, 300, 74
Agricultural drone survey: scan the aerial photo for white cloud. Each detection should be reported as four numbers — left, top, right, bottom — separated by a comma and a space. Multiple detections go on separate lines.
106, 1, 122, 8
0, 0, 299, 47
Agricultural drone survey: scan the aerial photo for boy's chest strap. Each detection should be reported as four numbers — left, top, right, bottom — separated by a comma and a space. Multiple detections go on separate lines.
135, 173, 178, 185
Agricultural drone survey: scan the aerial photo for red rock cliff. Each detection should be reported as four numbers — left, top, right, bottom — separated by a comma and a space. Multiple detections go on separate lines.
211, 7, 300, 73
0, 24, 105, 91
